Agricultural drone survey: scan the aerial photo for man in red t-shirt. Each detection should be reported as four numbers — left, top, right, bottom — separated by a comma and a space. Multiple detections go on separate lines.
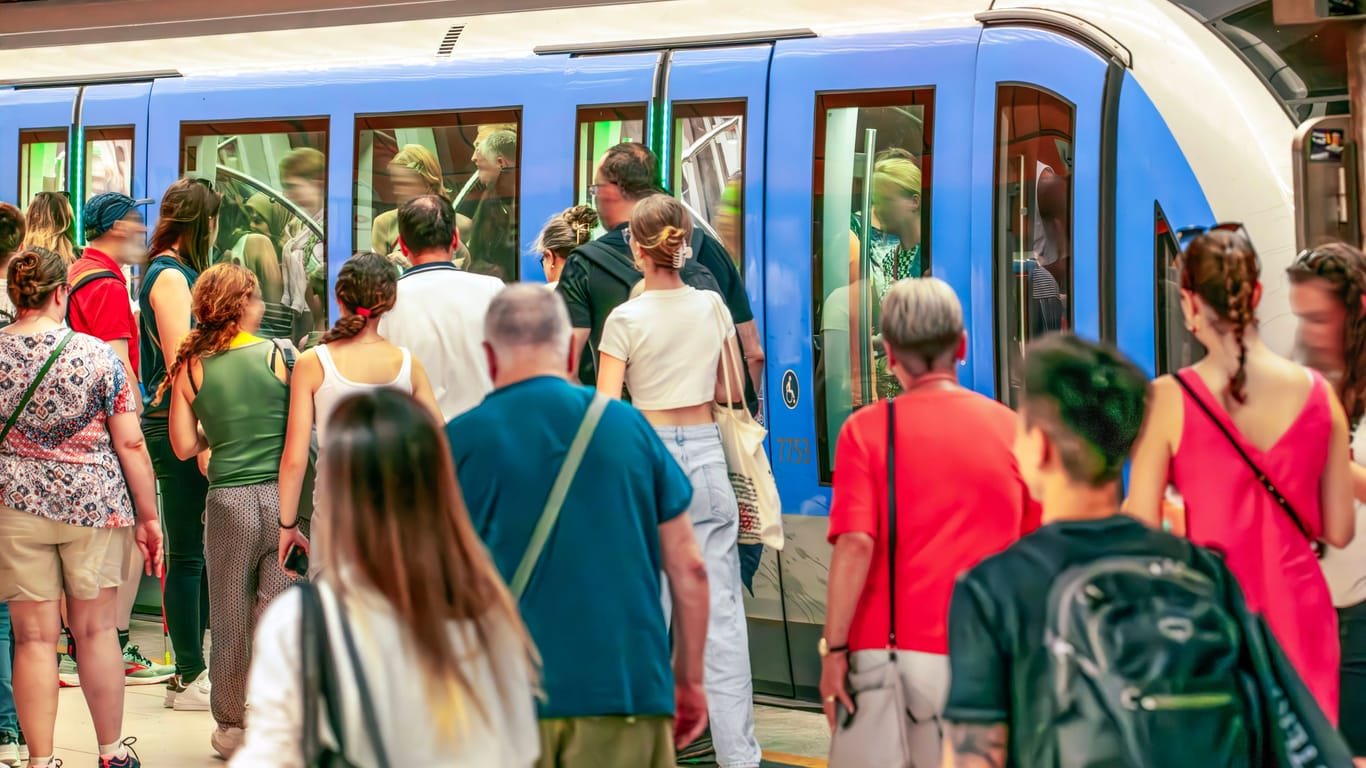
69, 193, 151, 414
818, 278, 1039, 765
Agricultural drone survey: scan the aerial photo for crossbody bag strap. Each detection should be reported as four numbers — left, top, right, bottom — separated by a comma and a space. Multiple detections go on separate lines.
1173, 374, 1316, 546
0, 330, 75, 446
886, 398, 897, 653
64, 269, 120, 325
297, 582, 323, 765
575, 240, 641, 288
334, 596, 393, 768
509, 393, 611, 599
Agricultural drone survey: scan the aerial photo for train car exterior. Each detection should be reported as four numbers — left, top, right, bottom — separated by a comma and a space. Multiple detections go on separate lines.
0, 0, 1302, 702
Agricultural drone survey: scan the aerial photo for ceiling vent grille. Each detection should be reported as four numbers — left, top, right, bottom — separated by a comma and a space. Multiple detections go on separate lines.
436, 24, 465, 58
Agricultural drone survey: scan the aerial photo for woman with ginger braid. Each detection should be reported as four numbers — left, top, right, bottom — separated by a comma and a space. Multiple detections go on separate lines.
277, 252, 439, 574
163, 263, 291, 759
1127, 229, 1356, 721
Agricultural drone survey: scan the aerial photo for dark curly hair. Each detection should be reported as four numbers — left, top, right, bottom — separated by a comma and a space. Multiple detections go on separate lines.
7, 246, 66, 311
598, 142, 662, 201
0, 202, 25, 261
1180, 230, 1259, 404
320, 252, 398, 344
1288, 241, 1366, 427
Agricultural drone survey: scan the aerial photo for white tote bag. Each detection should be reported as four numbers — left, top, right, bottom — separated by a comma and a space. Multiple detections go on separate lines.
710, 300, 784, 550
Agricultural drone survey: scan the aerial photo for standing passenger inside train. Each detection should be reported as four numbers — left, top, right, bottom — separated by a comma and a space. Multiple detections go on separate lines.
1287, 242, 1366, 759
820, 278, 1036, 765
449, 285, 710, 768
235, 389, 540, 768
277, 148, 327, 346
595, 194, 761, 768
138, 177, 222, 713
1127, 229, 1355, 721
379, 195, 502, 422
224, 193, 293, 341
533, 205, 598, 290
278, 252, 439, 572
558, 142, 764, 406
466, 129, 518, 280
370, 144, 449, 265
23, 192, 78, 266
163, 264, 293, 760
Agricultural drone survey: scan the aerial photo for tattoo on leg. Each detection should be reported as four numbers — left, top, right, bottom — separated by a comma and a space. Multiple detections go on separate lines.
948, 722, 1008, 768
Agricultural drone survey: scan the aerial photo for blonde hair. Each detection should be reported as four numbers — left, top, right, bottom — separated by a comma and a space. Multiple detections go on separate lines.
873, 155, 922, 199
628, 194, 692, 270
23, 192, 77, 265
390, 144, 449, 201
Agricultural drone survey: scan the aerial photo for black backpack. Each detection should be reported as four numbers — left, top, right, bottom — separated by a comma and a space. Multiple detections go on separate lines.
1045, 553, 1256, 767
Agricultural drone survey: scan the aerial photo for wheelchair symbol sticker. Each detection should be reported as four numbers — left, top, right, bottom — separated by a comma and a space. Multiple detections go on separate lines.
781, 370, 799, 410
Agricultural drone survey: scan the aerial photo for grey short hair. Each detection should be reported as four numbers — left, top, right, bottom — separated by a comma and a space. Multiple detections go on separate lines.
479, 130, 517, 164
880, 277, 964, 366
485, 283, 571, 356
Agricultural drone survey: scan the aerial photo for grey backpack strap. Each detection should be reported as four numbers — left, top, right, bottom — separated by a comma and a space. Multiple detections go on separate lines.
510, 393, 610, 598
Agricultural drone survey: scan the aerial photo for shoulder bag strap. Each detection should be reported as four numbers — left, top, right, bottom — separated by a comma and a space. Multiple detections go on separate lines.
0, 330, 75, 446
1173, 374, 1316, 547
509, 393, 610, 599
575, 240, 641, 288
886, 398, 897, 653
297, 582, 323, 765
334, 597, 393, 768
64, 269, 120, 325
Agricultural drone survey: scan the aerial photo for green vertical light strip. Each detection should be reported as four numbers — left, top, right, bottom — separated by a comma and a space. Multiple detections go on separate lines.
70, 125, 85, 245
656, 98, 673, 193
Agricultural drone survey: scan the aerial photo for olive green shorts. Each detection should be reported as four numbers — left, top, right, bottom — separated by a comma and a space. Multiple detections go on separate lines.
536, 715, 674, 768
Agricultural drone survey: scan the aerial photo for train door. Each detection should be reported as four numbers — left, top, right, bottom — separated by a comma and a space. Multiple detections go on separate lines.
665, 44, 785, 694
0, 87, 77, 207
970, 24, 1111, 403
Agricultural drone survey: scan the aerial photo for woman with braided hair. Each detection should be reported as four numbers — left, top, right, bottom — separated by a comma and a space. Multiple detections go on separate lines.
277, 252, 439, 576
1288, 241, 1366, 758
163, 263, 291, 759
1128, 229, 1355, 722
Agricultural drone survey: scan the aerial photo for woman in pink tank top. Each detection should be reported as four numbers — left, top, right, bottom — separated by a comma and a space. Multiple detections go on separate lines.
1128, 229, 1355, 722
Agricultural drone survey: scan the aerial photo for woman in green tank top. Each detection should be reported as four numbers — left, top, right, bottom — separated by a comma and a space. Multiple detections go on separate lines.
162, 263, 291, 759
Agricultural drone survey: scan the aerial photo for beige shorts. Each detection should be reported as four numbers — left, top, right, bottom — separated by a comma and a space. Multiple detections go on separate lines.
0, 505, 135, 602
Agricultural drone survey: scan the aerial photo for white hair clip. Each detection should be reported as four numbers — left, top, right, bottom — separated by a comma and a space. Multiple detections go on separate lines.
673, 242, 693, 270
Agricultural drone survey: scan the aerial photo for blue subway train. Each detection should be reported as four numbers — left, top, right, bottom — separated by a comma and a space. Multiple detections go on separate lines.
0, 0, 1314, 701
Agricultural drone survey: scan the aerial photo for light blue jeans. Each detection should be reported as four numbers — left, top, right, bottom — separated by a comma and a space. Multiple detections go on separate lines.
0, 603, 16, 736
655, 424, 761, 768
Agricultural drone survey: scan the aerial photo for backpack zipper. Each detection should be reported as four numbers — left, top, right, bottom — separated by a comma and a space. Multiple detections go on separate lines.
1123, 689, 1234, 711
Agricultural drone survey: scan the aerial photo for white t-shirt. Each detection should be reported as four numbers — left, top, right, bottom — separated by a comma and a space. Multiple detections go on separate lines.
599, 286, 734, 410
1321, 422, 1366, 608
232, 581, 539, 768
378, 262, 503, 422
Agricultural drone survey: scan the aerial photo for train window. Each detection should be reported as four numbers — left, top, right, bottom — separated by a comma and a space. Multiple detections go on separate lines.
356, 109, 521, 281
85, 126, 134, 201
182, 118, 328, 345
993, 85, 1075, 408
19, 128, 68, 208
1155, 203, 1201, 373
576, 105, 646, 234
811, 89, 934, 482
673, 102, 744, 272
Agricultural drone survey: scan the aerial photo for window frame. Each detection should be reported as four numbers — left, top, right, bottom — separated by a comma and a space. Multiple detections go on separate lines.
19, 127, 70, 209
808, 86, 936, 485
990, 82, 1077, 407
574, 103, 648, 208
671, 99, 748, 272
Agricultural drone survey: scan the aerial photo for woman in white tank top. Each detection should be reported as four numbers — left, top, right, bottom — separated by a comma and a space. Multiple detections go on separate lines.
277, 252, 439, 574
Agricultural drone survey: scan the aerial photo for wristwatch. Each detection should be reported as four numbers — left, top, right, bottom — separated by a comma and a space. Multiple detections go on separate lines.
818, 637, 848, 657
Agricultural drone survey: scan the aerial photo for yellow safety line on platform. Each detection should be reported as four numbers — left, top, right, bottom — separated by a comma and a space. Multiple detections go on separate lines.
761, 752, 828, 767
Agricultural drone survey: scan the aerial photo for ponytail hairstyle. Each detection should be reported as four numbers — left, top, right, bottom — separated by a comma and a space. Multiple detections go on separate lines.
320, 252, 398, 344
7, 246, 67, 311
1179, 230, 1260, 404
157, 263, 260, 402
533, 205, 598, 259
628, 194, 693, 271
149, 177, 222, 274
1287, 241, 1366, 427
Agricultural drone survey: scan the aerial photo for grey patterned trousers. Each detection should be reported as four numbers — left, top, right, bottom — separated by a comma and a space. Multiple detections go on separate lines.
204, 482, 293, 729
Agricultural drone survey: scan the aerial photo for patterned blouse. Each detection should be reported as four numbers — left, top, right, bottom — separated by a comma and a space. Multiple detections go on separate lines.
0, 328, 136, 528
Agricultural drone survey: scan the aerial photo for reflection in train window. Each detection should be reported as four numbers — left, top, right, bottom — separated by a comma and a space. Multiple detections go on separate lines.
811, 89, 934, 482
182, 119, 328, 345
1155, 203, 1202, 373
356, 109, 521, 281
993, 85, 1074, 408
85, 127, 134, 201
577, 105, 646, 236
673, 102, 744, 272
19, 128, 68, 209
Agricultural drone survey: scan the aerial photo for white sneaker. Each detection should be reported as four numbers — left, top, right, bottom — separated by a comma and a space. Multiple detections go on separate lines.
0, 732, 18, 767
210, 725, 244, 760
172, 670, 211, 712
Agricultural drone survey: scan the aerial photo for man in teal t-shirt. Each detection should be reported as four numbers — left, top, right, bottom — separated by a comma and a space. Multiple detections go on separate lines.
447, 285, 710, 768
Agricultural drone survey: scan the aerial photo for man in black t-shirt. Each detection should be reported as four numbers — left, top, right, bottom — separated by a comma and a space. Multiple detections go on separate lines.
942, 335, 1239, 768
557, 142, 764, 408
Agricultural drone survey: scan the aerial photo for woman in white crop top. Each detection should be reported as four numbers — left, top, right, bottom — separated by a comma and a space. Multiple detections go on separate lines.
595, 195, 761, 767
278, 252, 439, 575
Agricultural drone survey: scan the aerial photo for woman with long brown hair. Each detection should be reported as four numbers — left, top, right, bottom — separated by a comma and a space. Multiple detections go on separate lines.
234, 388, 539, 767
22, 192, 77, 265
164, 263, 291, 759
277, 252, 439, 572
137, 176, 222, 712
1128, 229, 1355, 721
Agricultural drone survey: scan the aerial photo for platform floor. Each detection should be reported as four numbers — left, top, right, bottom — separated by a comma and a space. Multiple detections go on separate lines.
45, 619, 830, 767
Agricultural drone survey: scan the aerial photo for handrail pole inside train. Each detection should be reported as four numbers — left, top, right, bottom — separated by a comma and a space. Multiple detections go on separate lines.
67, 85, 87, 244
858, 127, 876, 406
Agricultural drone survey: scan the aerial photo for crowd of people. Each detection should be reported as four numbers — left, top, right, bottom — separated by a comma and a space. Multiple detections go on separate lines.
1, 133, 1365, 768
